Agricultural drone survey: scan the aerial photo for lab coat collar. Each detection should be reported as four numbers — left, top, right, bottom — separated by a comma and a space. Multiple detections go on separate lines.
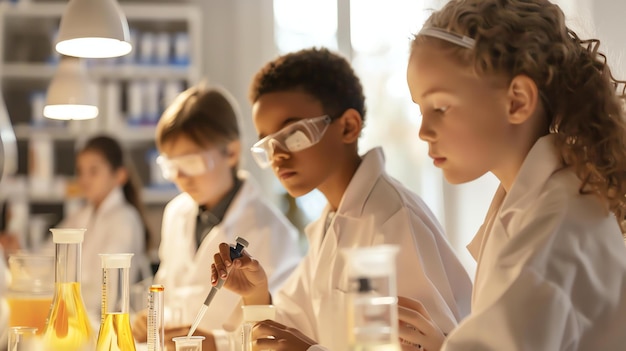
499, 134, 563, 231
335, 147, 386, 218
89, 186, 127, 216
304, 147, 386, 251
467, 134, 564, 259
206, 170, 258, 234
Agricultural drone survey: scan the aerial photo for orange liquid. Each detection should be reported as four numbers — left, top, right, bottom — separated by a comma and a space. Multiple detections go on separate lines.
7, 295, 53, 335
42, 282, 95, 351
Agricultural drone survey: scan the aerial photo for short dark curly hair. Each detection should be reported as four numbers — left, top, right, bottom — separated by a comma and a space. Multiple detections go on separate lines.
249, 47, 366, 122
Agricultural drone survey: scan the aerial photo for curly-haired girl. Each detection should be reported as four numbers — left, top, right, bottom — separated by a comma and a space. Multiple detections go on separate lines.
401, 0, 626, 350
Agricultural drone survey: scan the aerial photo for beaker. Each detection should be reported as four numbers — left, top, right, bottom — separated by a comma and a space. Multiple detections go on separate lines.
241, 305, 275, 351
96, 253, 136, 351
343, 245, 401, 351
172, 336, 205, 351
42, 228, 95, 351
7, 326, 40, 351
6, 254, 54, 334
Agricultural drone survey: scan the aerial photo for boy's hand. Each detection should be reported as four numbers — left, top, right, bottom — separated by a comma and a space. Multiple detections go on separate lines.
251, 319, 317, 351
398, 296, 445, 351
211, 242, 271, 305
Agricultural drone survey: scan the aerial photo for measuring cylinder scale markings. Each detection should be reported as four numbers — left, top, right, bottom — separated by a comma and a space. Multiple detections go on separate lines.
147, 284, 165, 351
96, 253, 136, 351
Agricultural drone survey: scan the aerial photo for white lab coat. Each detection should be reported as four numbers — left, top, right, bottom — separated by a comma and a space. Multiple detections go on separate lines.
267, 148, 472, 351
58, 187, 149, 321
155, 171, 301, 337
0, 248, 8, 350
441, 135, 626, 350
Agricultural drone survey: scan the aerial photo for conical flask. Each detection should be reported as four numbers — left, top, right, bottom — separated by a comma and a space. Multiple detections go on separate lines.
42, 228, 95, 351
96, 253, 136, 351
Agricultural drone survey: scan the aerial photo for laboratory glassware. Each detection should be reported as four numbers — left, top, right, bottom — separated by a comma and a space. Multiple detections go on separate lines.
344, 245, 401, 351
96, 253, 136, 351
6, 253, 54, 334
147, 284, 165, 351
42, 228, 95, 351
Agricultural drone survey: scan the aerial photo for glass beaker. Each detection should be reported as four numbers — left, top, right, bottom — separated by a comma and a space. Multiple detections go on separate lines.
172, 336, 205, 351
96, 253, 136, 351
241, 305, 275, 351
343, 245, 401, 351
6, 253, 54, 334
7, 326, 40, 351
42, 228, 95, 351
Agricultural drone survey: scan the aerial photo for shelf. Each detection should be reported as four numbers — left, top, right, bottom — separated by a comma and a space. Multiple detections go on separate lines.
14, 124, 75, 140
0, 2, 199, 21
2, 63, 192, 81
14, 125, 160, 144
27, 187, 178, 205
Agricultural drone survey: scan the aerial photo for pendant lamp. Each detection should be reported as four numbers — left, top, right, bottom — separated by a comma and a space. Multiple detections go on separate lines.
56, 0, 132, 58
43, 56, 99, 120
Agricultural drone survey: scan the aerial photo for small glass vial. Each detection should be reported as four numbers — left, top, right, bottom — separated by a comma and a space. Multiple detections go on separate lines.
241, 305, 276, 351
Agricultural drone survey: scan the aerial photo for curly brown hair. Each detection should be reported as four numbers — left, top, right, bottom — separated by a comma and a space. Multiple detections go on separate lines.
413, 0, 626, 232
249, 47, 366, 122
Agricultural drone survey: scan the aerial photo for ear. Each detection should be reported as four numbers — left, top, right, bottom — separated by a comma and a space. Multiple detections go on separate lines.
115, 167, 128, 186
225, 140, 241, 168
339, 108, 363, 144
507, 75, 539, 125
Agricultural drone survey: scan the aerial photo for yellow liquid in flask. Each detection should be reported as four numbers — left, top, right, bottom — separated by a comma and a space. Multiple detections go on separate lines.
42, 282, 95, 351
96, 313, 136, 351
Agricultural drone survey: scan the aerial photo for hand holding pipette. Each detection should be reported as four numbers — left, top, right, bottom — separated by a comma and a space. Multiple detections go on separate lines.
210, 238, 271, 306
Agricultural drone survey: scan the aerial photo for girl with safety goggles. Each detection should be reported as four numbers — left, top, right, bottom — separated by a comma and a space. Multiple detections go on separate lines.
132, 85, 301, 351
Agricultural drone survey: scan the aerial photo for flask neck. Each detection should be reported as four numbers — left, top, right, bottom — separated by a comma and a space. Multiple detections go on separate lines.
54, 242, 81, 284
102, 267, 131, 314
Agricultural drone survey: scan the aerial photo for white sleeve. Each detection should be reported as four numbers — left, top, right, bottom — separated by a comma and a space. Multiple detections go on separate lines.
308, 345, 331, 351
442, 268, 577, 351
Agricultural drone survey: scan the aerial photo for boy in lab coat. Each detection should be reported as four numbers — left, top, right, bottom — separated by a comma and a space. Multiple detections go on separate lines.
132, 85, 302, 351
209, 48, 472, 351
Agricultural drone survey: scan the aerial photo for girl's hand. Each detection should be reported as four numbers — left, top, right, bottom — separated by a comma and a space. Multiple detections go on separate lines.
211, 242, 271, 305
251, 319, 317, 351
398, 296, 446, 351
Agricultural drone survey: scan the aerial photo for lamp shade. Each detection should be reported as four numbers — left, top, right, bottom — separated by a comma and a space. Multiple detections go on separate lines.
56, 0, 132, 58
44, 56, 99, 120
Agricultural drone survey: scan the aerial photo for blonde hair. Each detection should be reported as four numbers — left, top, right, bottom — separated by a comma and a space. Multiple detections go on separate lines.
413, 0, 626, 232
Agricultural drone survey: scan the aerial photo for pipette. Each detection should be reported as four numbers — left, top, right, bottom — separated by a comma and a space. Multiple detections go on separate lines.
186, 236, 249, 338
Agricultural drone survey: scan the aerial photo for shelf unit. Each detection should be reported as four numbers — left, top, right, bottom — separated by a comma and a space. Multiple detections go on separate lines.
0, 0, 202, 252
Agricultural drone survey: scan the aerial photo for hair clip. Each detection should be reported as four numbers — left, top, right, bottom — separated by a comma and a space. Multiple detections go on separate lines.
418, 27, 476, 49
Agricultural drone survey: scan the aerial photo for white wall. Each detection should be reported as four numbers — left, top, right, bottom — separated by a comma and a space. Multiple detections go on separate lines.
195, 0, 280, 201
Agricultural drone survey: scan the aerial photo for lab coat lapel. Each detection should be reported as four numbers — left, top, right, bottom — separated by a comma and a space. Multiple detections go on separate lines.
174, 197, 199, 285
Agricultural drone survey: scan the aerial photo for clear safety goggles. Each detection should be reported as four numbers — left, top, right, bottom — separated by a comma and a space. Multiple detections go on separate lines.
250, 115, 332, 168
156, 150, 215, 180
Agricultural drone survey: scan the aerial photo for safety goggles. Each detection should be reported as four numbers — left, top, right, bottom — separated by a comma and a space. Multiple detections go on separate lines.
156, 150, 215, 180
250, 115, 332, 168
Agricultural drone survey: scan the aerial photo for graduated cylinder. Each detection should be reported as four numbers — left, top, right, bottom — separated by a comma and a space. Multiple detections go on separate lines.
96, 253, 136, 351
